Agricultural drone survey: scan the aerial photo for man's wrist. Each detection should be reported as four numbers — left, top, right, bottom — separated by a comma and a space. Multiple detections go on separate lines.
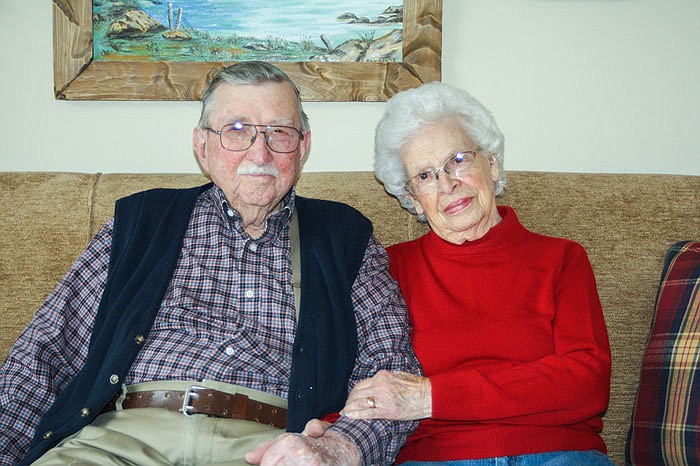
322, 429, 362, 466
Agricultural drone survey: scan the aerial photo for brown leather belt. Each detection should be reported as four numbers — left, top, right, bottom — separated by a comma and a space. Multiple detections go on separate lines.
102, 386, 287, 429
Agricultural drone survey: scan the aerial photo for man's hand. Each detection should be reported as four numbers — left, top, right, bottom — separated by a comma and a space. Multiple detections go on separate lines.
301, 418, 331, 438
245, 429, 360, 466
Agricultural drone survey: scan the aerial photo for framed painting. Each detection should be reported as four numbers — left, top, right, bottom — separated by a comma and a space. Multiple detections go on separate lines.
53, 0, 442, 101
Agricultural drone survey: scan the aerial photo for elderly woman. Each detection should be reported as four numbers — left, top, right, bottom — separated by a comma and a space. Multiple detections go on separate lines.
339, 82, 614, 466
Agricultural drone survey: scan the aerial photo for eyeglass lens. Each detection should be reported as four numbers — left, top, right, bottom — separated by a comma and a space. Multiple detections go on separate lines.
220, 122, 301, 153
407, 151, 478, 194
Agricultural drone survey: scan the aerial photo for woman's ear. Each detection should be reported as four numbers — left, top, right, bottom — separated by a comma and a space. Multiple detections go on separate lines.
409, 193, 425, 216
488, 154, 500, 182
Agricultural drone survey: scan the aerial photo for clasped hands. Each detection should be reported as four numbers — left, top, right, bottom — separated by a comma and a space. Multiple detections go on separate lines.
245, 370, 430, 465
245, 423, 358, 466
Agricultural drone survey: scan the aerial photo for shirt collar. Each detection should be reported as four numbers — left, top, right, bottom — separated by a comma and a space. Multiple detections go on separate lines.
208, 185, 295, 237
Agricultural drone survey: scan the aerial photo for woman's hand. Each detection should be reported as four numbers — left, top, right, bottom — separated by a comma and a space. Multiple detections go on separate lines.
340, 370, 432, 421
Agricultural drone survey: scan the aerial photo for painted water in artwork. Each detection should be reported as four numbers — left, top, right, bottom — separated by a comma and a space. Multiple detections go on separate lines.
93, 1, 403, 62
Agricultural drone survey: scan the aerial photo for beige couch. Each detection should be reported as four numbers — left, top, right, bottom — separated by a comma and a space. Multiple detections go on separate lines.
1, 170, 699, 464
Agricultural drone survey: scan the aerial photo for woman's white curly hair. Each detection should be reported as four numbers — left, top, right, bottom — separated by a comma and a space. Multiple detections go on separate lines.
374, 82, 506, 220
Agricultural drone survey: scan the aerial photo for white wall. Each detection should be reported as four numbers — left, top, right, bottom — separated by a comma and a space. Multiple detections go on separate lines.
1, 1, 699, 175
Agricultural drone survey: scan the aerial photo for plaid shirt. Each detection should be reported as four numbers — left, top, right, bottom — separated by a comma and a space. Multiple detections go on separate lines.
0, 185, 420, 466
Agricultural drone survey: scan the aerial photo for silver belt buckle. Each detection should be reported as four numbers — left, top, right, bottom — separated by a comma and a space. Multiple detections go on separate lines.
181, 385, 205, 417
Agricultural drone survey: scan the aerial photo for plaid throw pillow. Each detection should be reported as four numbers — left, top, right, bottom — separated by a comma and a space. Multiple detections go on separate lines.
626, 241, 700, 466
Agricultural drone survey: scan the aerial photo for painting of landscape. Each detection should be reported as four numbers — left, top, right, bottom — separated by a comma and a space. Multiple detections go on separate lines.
93, 0, 403, 62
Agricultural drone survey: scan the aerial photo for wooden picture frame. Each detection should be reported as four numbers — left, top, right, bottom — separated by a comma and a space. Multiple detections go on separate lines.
53, 0, 442, 101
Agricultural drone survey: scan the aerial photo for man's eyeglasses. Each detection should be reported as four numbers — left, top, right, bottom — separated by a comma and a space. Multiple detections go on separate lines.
405, 149, 481, 195
205, 121, 304, 153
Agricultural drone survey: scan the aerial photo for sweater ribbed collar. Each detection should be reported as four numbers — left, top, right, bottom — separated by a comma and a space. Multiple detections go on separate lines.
424, 205, 527, 255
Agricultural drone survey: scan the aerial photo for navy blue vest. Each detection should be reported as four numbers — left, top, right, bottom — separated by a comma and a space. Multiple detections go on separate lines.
20, 184, 372, 465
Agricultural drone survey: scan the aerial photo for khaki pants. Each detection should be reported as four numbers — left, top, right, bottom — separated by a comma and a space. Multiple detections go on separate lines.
32, 381, 286, 466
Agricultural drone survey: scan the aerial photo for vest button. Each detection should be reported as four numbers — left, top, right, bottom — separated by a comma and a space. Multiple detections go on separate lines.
109, 374, 120, 384
135, 334, 146, 345
42, 431, 53, 439
80, 407, 91, 417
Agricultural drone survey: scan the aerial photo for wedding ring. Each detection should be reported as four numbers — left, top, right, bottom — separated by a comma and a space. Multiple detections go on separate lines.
367, 396, 376, 408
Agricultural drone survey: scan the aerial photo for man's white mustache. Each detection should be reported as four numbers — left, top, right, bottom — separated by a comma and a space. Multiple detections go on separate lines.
237, 164, 279, 177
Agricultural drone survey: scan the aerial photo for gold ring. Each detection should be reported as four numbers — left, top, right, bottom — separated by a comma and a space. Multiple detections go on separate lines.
367, 396, 376, 408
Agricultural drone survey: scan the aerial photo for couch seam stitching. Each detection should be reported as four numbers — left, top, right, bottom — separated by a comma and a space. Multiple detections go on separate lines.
87, 173, 101, 244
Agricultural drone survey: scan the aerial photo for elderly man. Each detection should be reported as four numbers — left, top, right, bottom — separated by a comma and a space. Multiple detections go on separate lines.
0, 62, 419, 466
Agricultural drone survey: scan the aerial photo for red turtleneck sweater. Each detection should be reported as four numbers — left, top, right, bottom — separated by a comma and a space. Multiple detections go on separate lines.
389, 206, 611, 463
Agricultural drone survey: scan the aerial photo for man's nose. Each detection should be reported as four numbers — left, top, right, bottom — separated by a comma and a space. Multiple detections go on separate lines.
246, 131, 273, 163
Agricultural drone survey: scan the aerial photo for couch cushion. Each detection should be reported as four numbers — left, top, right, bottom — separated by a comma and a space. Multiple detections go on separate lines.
626, 241, 700, 465
0, 173, 99, 359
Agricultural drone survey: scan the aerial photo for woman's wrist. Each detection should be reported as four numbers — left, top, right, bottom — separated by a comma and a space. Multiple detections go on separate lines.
422, 376, 433, 418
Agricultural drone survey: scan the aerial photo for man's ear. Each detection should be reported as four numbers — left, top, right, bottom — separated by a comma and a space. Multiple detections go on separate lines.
193, 127, 208, 170
298, 130, 311, 165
